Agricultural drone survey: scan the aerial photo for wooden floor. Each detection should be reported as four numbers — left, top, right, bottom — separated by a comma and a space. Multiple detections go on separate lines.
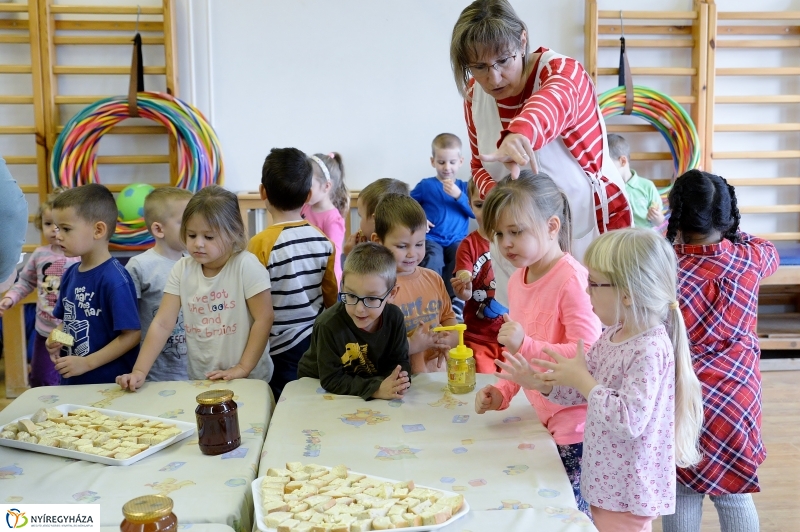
652, 370, 800, 532
0, 363, 797, 529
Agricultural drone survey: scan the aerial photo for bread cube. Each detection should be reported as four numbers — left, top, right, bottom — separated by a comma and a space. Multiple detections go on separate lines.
286, 461, 305, 472
263, 500, 290, 514
276, 519, 300, 532
263, 511, 293, 528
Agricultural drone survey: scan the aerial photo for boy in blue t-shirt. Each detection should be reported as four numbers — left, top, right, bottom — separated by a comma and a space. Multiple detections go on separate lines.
46, 184, 141, 385
411, 133, 473, 317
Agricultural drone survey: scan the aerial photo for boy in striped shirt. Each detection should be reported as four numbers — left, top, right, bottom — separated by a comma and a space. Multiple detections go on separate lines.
248, 147, 339, 399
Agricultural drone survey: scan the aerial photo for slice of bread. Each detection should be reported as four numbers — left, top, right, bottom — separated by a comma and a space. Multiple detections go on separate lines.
48, 328, 74, 347
456, 269, 472, 283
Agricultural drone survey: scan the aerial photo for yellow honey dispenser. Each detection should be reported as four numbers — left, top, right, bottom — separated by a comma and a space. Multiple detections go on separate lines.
432, 324, 476, 394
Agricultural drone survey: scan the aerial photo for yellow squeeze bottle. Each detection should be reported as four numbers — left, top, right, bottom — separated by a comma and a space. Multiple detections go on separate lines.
432, 324, 476, 394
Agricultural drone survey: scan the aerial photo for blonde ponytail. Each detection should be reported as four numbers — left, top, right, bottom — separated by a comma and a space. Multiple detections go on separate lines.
668, 304, 704, 468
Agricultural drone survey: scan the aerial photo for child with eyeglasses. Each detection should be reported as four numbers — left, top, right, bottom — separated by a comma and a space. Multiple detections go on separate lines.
298, 242, 411, 400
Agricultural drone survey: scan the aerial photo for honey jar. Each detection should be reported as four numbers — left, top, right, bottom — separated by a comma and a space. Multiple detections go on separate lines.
195, 389, 241, 455
120, 495, 177, 532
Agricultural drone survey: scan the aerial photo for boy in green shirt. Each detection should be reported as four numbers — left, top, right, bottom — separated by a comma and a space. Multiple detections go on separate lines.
608, 134, 665, 229
298, 242, 411, 400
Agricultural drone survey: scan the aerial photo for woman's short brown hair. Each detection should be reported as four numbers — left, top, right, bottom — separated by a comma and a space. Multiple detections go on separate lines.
450, 0, 529, 99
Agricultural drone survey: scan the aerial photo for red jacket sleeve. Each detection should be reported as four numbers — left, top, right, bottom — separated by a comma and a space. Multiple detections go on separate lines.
504, 56, 588, 151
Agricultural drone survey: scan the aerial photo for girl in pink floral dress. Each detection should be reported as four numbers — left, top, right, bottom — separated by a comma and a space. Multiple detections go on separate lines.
497, 228, 704, 531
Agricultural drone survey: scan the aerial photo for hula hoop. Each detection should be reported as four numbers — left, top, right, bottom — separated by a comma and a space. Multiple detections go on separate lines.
598, 85, 701, 195
50, 91, 224, 250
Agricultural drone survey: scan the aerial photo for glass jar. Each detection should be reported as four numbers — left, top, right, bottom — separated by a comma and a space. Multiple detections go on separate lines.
195, 389, 240, 455
120, 495, 177, 532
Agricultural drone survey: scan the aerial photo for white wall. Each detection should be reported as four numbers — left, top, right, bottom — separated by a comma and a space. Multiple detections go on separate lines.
177, 0, 800, 235
3, 0, 800, 240
182, 0, 587, 193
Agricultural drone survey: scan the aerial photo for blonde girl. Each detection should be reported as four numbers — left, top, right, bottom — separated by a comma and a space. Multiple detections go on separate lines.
501, 228, 703, 531
117, 185, 274, 390
0, 188, 79, 386
474, 170, 602, 516
301, 152, 348, 284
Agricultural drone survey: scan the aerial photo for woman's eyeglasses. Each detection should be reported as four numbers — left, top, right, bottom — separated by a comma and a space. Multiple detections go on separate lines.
338, 287, 395, 308
467, 54, 517, 77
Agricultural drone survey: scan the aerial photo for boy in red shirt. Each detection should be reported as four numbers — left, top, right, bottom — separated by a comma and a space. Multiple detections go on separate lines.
450, 178, 506, 373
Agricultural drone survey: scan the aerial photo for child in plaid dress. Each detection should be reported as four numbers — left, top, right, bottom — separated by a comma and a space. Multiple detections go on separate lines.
663, 170, 779, 532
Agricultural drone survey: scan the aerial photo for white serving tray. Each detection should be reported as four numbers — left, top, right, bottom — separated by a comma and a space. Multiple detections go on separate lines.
252, 467, 470, 532
0, 404, 195, 466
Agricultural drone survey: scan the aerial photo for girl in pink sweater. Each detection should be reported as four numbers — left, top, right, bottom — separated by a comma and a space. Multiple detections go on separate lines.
500, 229, 703, 532
474, 171, 601, 516
301, 152, 349, 286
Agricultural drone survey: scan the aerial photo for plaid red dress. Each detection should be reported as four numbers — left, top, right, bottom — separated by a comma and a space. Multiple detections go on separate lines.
674, 232, 778, 494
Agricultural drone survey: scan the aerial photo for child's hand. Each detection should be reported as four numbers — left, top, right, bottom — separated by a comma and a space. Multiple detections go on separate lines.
497, 314, 525, 354
442, 179, 462, 199
206, 364, 249, 381
423, 346, 449, 369
46, 340, 63, 363
116, 370, 147, 391
647, 204, 665, 226
426, 220, 435, 233
0, 296, 13, 316
372, 365, 411, 400
494, 351, 552, 394
450, 276, 473, 301
537, 340, 596, 396
344, 231, 365, 255
54, 355, 90, 379
475, 384, 503, 414
408, 323, 445, 355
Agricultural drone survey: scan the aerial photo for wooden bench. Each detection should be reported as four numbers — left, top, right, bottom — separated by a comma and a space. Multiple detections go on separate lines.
238, 190, 361, 239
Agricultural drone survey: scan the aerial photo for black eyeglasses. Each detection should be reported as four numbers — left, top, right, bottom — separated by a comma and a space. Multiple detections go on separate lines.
587, 280, 615, 289
339, 287, 395, 308
467, 54, 517, 77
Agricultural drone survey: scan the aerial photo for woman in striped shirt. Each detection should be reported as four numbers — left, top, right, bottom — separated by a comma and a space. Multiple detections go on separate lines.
449, 0, 631, 266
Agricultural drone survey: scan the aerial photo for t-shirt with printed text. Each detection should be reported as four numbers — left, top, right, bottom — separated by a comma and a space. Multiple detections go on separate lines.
52, 258, 140, 385
394, 267, 456, 374
164, 251, 273, 382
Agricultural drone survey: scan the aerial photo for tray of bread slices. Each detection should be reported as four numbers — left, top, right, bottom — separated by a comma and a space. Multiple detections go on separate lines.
253, 461, 469, 532
0, 405, 195, 466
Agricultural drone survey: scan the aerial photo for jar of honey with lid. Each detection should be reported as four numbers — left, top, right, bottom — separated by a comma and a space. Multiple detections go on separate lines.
120, 495, 177, 532
195, 389, 241, 455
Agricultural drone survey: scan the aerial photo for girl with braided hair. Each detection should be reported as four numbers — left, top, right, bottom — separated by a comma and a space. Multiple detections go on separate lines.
663, 169, 778, 532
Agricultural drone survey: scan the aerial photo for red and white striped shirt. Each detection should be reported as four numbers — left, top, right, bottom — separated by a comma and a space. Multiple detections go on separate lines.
465, 47, 631, 232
